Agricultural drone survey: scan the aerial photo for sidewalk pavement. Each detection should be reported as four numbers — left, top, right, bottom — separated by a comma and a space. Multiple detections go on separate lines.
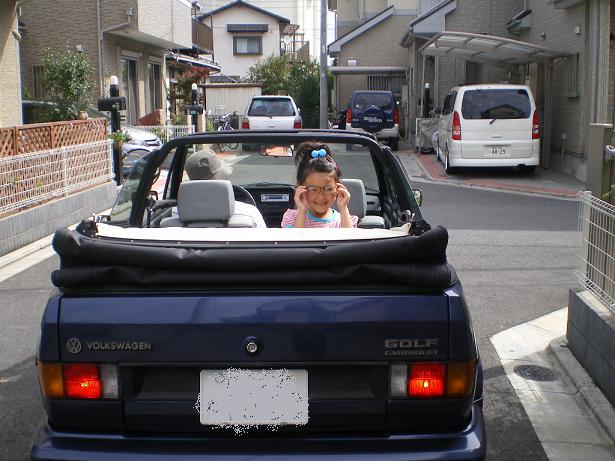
396, 142, 585, 199
492, 309, 615, 460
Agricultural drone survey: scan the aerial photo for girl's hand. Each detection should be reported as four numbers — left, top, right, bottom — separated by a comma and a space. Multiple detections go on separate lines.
294, 185, 309, 212
336, 183, 351, 210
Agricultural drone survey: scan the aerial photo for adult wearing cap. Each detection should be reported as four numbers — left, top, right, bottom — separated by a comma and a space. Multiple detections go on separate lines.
183, 148, 267, 228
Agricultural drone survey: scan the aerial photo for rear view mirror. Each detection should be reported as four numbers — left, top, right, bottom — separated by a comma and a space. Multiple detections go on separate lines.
413, 189, 423, 206
261, 145, 293, 157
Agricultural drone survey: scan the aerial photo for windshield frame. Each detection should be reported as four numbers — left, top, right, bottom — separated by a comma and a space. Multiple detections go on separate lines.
108, 130, 423, 229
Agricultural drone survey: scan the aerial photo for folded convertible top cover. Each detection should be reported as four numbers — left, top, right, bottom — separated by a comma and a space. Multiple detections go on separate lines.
51, 226, 454, 291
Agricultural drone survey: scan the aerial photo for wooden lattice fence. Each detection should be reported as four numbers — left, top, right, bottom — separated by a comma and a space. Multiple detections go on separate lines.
0, 118, 108, 157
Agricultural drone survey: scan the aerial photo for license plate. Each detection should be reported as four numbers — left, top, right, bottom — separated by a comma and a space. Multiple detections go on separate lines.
199, 368, 308, 426
487, 145, 508, 156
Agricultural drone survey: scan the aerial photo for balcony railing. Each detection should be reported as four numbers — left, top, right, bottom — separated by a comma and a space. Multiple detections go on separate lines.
193, 20, 213, 53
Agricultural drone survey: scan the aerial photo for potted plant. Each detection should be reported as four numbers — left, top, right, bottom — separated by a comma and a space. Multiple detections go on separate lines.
109, 129, 130, 149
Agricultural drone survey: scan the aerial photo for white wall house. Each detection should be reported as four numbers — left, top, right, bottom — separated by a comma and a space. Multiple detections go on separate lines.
203, 0, 321, 59
199, 0, 290, 78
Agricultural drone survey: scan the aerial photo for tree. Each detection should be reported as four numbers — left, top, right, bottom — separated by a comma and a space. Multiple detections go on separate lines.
246, 56, 328, 128
41, 47, 93, 121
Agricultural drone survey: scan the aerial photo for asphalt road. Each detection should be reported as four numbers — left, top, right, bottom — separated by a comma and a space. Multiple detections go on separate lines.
0, 179, 579, 460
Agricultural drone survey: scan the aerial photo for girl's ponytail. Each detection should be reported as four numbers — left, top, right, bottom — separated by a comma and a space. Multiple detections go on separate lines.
294, 141, 341, 184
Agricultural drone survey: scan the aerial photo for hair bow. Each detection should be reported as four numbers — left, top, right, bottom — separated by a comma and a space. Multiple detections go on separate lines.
311, 148, 327, 158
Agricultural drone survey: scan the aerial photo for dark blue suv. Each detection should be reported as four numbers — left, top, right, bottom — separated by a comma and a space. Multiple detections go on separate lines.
346, 91, 400, 150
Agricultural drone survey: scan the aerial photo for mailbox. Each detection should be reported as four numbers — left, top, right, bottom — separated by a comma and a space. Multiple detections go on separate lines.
98, 96, 126, 112
186, 104, 204, 115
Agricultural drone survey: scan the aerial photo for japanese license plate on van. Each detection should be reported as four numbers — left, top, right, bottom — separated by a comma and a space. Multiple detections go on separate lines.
487, 145, 508, 157
199, 368, 308, 426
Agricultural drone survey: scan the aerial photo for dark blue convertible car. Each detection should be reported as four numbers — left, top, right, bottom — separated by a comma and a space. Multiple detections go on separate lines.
32, 130, 485, 460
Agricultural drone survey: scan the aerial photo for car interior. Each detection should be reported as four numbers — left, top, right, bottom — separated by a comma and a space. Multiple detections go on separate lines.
108, 139, 421, 233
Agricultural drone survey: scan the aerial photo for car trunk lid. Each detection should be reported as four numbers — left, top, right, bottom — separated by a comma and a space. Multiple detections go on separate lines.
56, 293, 464, 434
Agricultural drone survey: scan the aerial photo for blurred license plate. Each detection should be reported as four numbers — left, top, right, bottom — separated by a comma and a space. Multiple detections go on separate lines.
200, 369, 308, 425
487, 145, 508, 156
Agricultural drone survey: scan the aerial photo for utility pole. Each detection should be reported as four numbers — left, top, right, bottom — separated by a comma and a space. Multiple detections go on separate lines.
319, 0, 328, 128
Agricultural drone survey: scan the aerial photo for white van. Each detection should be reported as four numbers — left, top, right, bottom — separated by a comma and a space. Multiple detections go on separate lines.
435, 84, 539, 174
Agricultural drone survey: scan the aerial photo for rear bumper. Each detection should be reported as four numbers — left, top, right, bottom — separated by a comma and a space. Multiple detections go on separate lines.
31, 404, 486, 461
448, 140, 539, 167
346, 125, 399, 140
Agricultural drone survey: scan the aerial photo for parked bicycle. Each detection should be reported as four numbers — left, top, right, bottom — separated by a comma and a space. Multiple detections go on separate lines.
215, 112, 239, 152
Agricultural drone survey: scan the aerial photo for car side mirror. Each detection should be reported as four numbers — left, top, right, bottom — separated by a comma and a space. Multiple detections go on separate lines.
433, 107, 442, 115
413, 189, 423, 206
297, 108, 301, 115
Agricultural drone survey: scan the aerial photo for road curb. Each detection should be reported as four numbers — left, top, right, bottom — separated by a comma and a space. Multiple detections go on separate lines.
549, 336, 615, 445
412, 151, 580, 199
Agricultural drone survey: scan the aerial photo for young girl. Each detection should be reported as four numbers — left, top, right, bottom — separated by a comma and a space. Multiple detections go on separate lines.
281, 142, 358, 228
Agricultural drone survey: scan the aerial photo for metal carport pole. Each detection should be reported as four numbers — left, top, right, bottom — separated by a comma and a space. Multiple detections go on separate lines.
542, 60, 553, 169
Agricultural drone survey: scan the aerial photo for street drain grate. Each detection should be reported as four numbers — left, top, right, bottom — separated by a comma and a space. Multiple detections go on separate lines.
513, 365, 558, 382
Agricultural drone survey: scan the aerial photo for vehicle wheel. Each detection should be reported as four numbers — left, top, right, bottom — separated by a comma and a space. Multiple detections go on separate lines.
389, 138, 399, 151
445, 148, 456, 174
521, 165, 536, 174
359, 107, 386, 133
227, 142, 239, 150
242, 144, 257, 152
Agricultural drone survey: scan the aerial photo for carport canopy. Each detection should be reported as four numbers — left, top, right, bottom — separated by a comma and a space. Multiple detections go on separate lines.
419, 31, 569, 66
418, 31, 570, 169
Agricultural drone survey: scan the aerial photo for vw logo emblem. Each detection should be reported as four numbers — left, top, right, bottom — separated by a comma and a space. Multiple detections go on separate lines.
66, 338, 82, 354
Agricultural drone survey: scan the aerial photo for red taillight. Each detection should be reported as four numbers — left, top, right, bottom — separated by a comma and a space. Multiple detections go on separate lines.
241, 119, 250, 129
408, 363, 446, 397
532, 111, 539, 139
293, 119, 302, 129
394, 109, 399, 125
63, 364, 102, 399
452, 111, 461, 141
346, 109, 352, 124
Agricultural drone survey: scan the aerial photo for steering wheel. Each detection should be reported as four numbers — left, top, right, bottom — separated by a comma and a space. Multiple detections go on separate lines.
233, 185, 257, 207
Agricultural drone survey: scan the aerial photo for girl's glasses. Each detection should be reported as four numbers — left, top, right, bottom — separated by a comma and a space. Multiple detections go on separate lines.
306, 185, 336, 195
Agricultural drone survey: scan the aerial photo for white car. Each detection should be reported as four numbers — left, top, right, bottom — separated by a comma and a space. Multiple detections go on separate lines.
434, 84, 540, 174
241, 95, 302, 130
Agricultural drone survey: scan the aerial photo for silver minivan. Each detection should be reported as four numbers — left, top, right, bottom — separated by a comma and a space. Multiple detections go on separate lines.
435, 84, 540, 174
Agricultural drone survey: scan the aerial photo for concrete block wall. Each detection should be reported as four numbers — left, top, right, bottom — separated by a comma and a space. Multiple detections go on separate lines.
0, 183, 118, 258
0, 2, 22, 127
567, 289, 615, 405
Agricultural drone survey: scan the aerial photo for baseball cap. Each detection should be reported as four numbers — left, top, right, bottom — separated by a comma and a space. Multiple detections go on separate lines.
184, 147, 233, 180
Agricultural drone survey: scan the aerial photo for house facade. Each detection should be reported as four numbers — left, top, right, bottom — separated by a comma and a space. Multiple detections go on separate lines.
327, 0, 418, 127
203, 0, 317, 59
20, 0, 193, 125
199, 0, 291, 79
513, 0, 614, 182
0, 1, 22, 128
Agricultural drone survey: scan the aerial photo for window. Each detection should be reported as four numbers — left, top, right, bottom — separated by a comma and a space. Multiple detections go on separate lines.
461, 89, 531, 120
247, 97, 295, 116
148, 63, 162, 112
367, 75, 404, 94
442, 91, 457, 115
121, 58, 138, 124
567, 53, 580, 98
32, 65, 44, 99
233, 36, 262, 55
